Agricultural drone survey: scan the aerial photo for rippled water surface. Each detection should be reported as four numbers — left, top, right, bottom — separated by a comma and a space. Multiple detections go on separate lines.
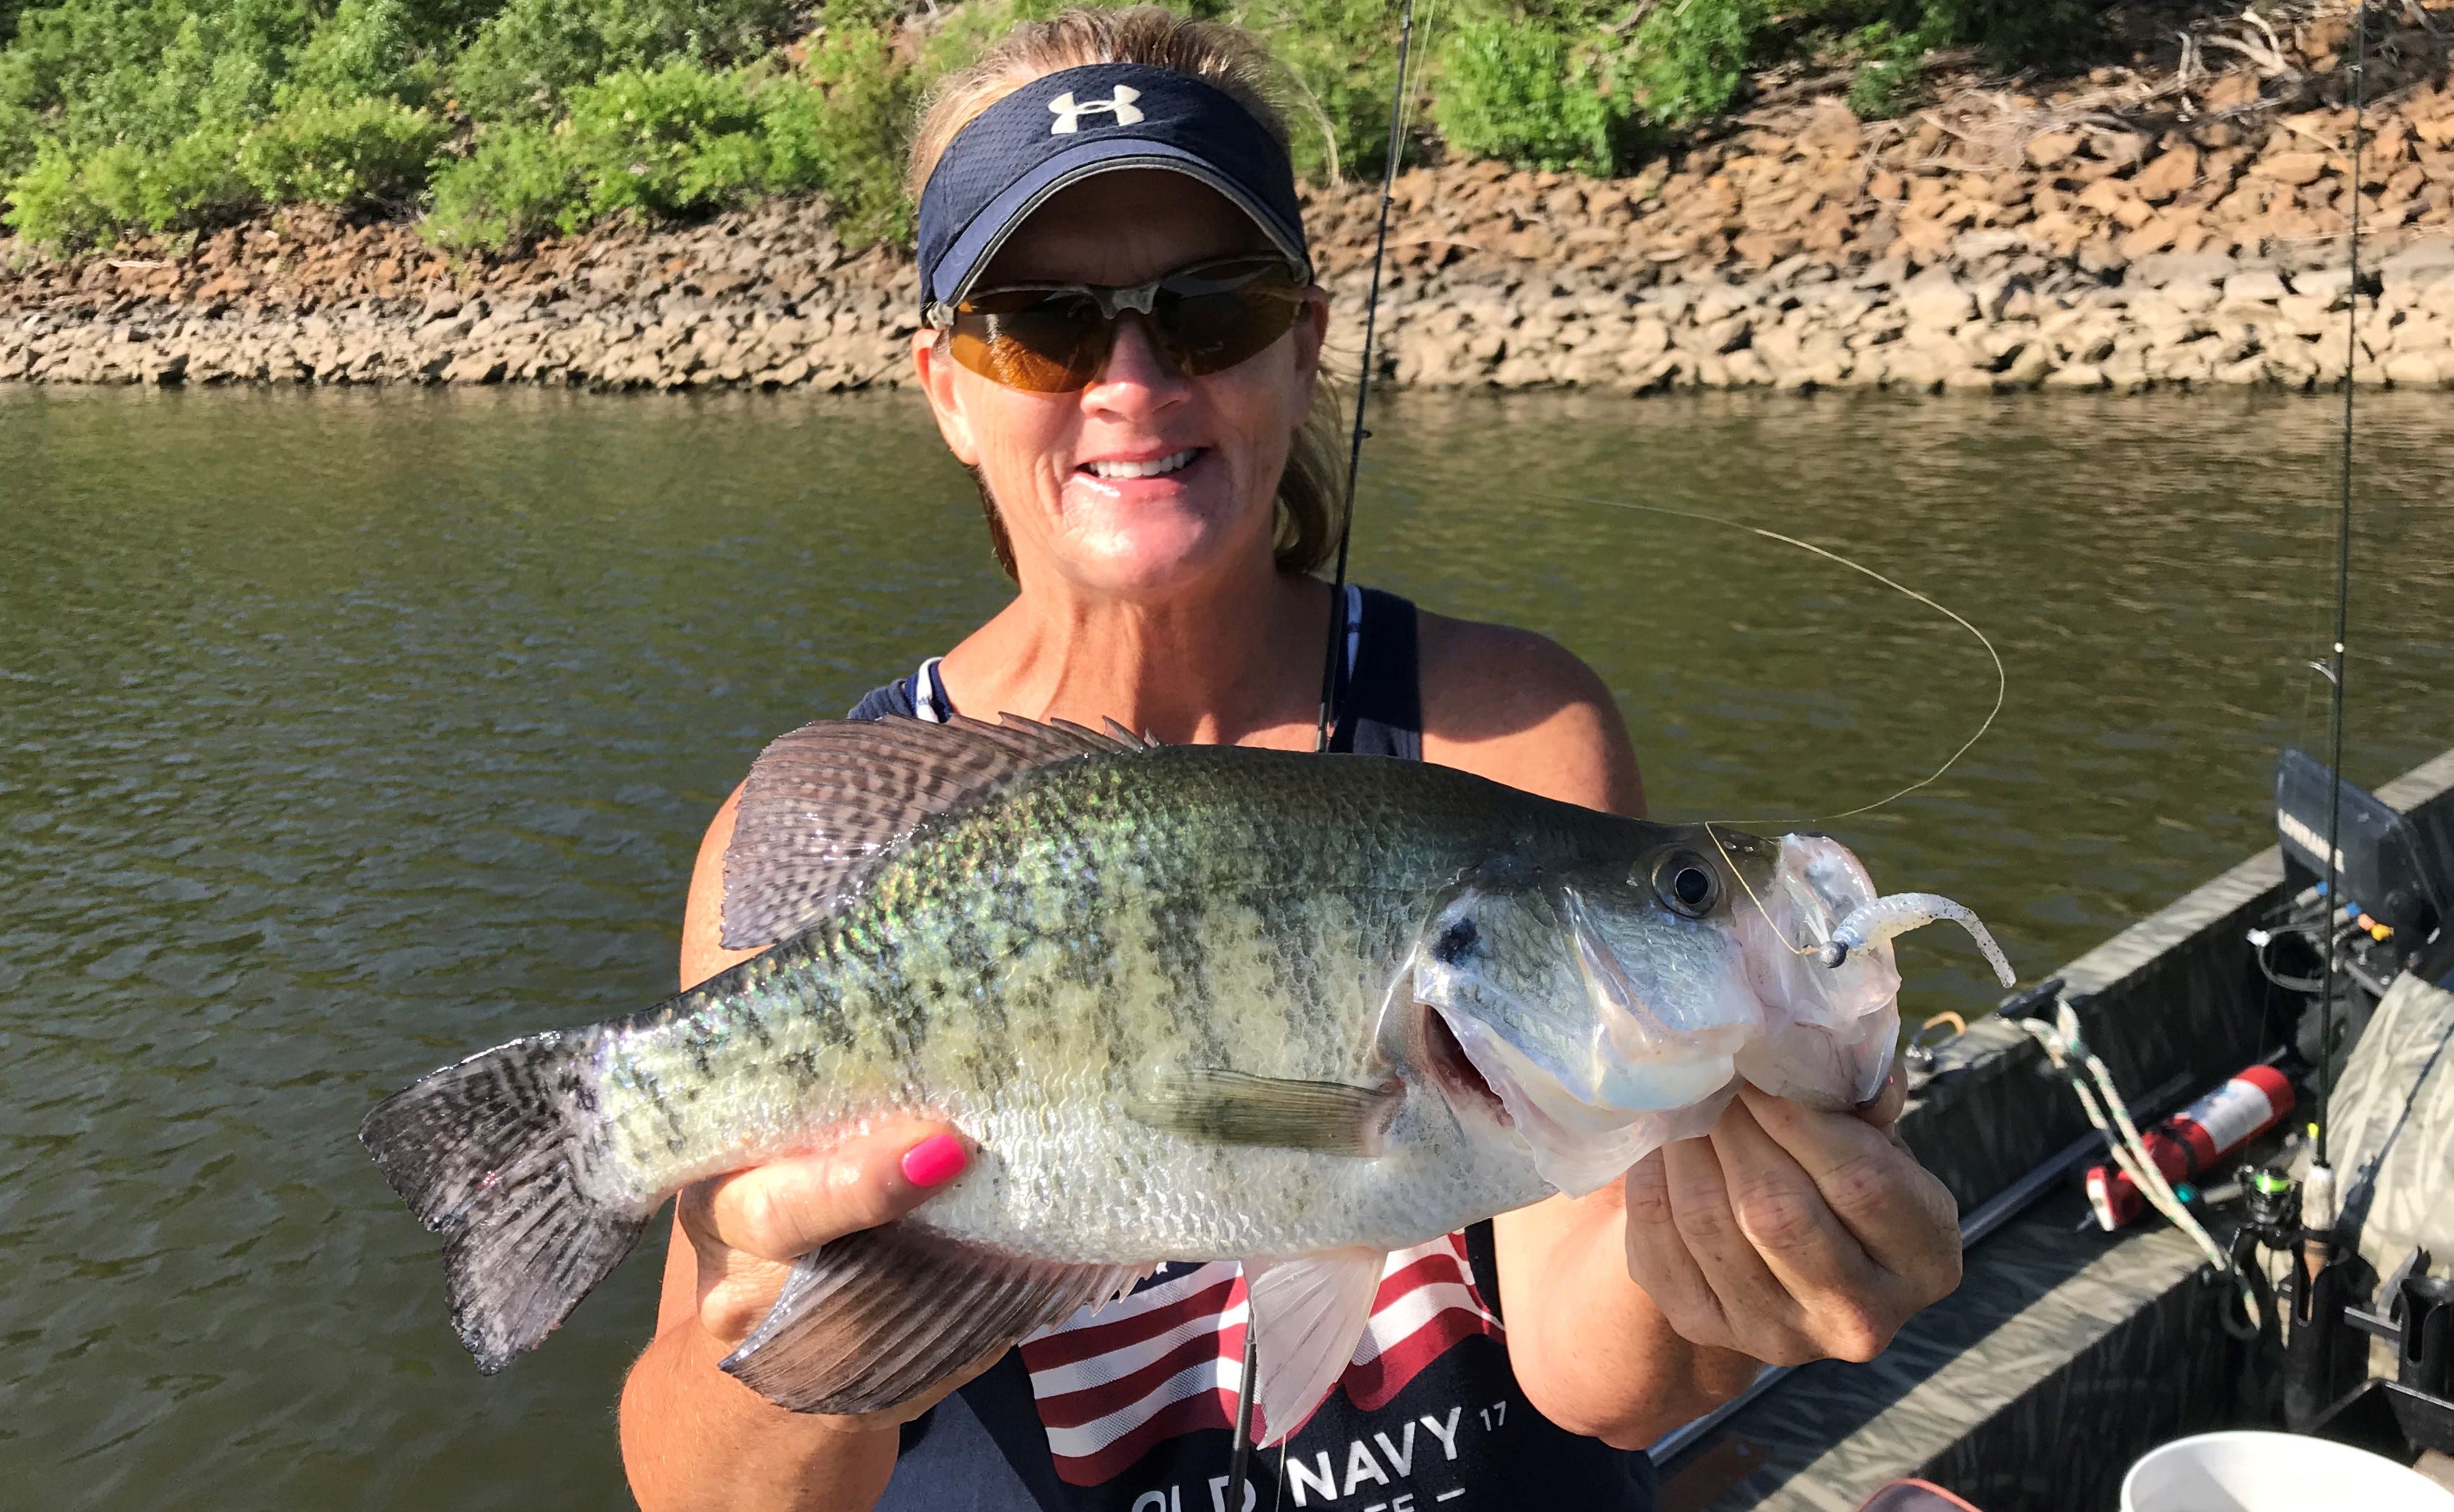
3, 385, 2448, 1508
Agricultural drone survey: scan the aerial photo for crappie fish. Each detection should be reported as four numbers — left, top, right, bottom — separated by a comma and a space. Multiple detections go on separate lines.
361, 715, 2011, 1441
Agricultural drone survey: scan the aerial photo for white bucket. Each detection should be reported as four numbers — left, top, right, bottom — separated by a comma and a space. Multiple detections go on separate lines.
2121, 1431, 2454, 1512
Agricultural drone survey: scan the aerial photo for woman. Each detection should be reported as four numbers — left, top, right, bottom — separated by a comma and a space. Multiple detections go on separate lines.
619, 11, 1960, 1508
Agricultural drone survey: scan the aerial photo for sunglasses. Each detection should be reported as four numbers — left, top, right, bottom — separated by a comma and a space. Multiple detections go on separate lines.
931, 254, 1312, 394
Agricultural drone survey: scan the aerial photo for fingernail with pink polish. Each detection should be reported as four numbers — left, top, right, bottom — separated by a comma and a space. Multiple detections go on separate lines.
900, 1134, 967, 1188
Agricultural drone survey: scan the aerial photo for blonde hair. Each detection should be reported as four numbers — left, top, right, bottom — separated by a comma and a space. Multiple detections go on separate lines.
910, 6, 1346, 580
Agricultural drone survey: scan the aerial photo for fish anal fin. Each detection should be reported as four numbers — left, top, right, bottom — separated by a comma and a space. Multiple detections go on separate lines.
720, 713, 1147, 951
718, 1222, 1144, 1414
1125, 1069, 1401, 1157
1244, 1247, 1385, 1446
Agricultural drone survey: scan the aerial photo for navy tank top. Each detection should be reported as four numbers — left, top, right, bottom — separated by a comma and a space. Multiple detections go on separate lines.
845, 585, 1658, 1512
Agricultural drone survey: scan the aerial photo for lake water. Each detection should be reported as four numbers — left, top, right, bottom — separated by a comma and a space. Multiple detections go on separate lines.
3, 384, 2448, 1508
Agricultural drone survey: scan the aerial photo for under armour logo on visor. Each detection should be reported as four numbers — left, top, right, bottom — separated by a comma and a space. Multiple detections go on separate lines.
1047, 85, 1143, 134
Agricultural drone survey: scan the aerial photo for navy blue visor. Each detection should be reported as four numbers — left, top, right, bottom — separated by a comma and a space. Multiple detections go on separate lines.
916, 62, 1311, 321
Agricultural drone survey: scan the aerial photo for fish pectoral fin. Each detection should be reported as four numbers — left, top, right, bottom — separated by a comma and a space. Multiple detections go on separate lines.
1242, 1247, 1385, 1446
719, 1222, 1145, 1415
1124, 1069, 1402, 1157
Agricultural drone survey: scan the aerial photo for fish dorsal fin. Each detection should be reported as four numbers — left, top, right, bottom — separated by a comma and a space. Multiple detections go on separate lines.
721, 713, 1150, 950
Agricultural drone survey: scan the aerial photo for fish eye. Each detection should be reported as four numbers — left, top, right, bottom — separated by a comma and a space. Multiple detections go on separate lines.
1653, 853, 1720, 919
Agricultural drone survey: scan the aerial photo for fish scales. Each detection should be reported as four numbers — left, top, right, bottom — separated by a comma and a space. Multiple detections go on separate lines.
581, 748, 1578, 1256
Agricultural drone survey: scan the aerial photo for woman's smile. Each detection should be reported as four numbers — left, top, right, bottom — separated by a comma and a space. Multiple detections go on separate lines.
1070, 443, 1214, 506
1080, 446, 1202, 481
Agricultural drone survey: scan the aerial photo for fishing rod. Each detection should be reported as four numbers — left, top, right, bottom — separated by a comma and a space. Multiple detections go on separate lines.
2314, 0, 2366, 1183
1237, 3, 1419, 1501
2282, 0, 2366, 1434
1311, 0, 1418, 757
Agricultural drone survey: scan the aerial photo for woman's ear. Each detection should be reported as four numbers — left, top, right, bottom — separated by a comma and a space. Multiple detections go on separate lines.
1290, 287, 1331, 415
912, 329, 982, 466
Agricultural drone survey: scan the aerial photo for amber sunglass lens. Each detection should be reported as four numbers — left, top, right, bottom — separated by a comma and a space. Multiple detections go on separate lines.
951, 295, 1107, 393
1160, 267, 1304, 375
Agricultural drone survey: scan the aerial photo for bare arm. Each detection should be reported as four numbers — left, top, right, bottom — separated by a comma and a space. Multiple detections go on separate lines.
1417, 612, 1960, 1447
618, 788, 974, 1512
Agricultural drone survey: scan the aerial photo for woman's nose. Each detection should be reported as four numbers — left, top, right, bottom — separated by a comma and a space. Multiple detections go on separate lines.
1081, 313, 1187, 415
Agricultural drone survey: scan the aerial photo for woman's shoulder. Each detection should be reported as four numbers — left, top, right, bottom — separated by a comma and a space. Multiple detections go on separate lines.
1413, 606, 1612, 713
1412, 606, 1645, 817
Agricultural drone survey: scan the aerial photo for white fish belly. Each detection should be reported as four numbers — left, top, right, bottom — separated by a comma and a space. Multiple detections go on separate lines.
907, 1097, 1548, 1263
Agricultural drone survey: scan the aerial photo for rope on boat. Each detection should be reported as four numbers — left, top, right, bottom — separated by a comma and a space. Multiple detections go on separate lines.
2017, 1000, 2257, 1316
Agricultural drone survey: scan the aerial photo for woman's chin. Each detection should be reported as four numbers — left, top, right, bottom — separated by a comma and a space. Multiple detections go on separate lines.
1055, 536, 1240, 598
1052, 491, 1257, 595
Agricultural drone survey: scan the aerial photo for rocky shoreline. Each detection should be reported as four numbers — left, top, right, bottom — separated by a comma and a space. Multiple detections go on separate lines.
9, 9, 2454, 395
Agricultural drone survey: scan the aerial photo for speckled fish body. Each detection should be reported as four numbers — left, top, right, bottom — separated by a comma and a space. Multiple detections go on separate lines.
584, 742, 1617, 1260
362, 716, 2009, 1432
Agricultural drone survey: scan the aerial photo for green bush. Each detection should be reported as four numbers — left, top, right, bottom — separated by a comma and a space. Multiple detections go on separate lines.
425, 118, 584, 246
0, 0, 2125, 246
1229, 0, 1405, 181
427, 58, 788, 248
760, 21, 920, 244
4, 123, 255, 244
561, 60, 766, 216
1433, 4, 1626, 173
427, 32, 924, 252
4, 140, 109, 244
283, 0, 454, 107
449, 0, 793, 120
1623, 0, 1760, 130
238, 92, 450, 207
0, 0, 308, 221
0, 0, 306, 161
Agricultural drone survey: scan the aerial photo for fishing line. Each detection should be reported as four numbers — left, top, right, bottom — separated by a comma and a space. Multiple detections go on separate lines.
1537, 491, 2008, 828
1512, 489, 2008, 966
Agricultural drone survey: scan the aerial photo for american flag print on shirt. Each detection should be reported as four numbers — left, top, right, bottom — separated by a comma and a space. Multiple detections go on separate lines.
1016, 1233, 1504, 1487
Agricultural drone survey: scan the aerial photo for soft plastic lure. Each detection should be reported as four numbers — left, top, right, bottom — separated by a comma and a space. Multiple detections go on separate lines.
1819, 891, 2018, 988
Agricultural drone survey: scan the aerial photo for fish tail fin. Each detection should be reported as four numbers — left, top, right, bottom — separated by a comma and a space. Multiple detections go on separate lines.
358, 1029, 646, 1372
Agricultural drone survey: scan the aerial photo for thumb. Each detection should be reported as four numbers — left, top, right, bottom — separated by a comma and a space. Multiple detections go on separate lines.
685, 1119, 970, 1265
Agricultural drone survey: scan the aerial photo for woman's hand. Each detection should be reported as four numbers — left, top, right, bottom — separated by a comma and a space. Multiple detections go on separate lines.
620, 1119, 979, 1512
1622, 1068, 1961, 1367
680, 1120, 971, 1374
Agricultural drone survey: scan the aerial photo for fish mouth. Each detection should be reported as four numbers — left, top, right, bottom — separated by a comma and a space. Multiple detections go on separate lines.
1422, 1004, 1508, 1126
1419, 994, 1736, 1199
1731, 834, 1906, 1109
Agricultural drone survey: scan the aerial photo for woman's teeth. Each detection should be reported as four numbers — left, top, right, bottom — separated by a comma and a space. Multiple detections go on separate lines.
1085, 449, 1197, 481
